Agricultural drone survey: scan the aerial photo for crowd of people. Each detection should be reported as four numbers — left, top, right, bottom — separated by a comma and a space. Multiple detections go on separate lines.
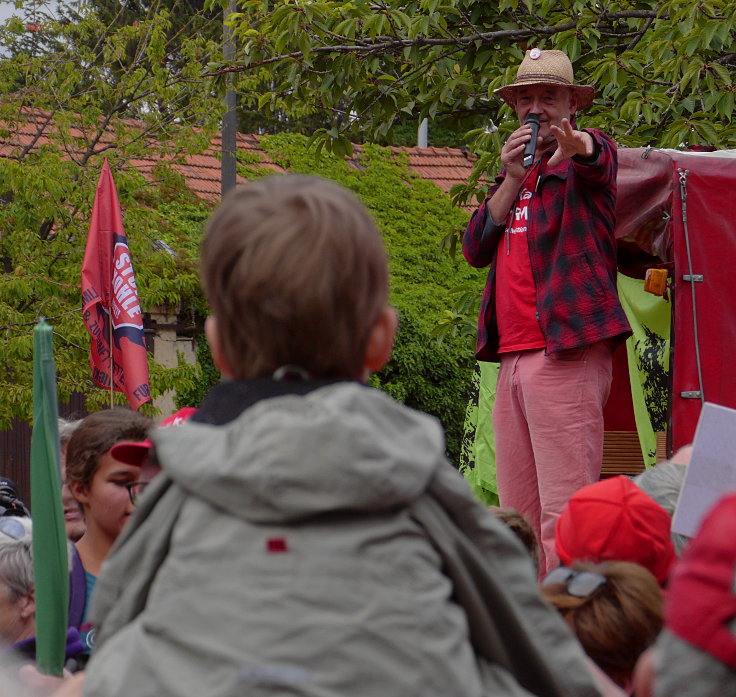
0, 47, 734, 697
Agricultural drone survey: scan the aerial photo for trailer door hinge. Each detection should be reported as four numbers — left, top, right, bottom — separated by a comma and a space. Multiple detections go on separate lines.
680, 391, 702, 399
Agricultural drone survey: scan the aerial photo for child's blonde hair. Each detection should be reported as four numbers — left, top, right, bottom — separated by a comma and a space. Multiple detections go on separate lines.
201, 175, 389, 380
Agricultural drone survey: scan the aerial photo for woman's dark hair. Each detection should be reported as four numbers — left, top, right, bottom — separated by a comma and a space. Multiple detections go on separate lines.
65, 409, 152, 489
488, 506, 540, 575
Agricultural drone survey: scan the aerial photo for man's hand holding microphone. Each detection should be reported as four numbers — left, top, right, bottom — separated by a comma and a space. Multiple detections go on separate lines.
499, 114, 542, 180
486, 114, 595, 225
485, 114, 541, 225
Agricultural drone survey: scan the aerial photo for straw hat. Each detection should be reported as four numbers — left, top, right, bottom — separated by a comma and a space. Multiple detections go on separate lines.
495, 49, 596, 110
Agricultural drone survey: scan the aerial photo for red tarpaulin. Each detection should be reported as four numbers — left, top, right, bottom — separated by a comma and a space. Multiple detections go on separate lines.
615, 148, 736, 452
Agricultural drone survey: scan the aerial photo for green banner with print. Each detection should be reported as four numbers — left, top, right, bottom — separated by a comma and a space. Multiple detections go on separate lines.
459, 361, 499, 505
617, 273, 671, 466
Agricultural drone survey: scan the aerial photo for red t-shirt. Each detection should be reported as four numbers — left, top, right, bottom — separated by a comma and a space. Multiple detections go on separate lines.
496, 165, 546, 353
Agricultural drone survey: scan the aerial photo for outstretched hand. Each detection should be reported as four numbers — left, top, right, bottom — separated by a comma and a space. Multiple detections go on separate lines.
17, 666, 84, 697
548, 118, 594, 167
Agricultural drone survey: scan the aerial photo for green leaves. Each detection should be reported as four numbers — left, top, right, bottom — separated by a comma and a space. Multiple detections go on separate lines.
0, 5, 221, 425
220, 0, 736, 189
3, 0, 736, 430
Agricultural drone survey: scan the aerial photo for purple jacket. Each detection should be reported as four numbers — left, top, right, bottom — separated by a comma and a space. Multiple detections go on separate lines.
463, 129, 631, 361
12, 627, 85, 666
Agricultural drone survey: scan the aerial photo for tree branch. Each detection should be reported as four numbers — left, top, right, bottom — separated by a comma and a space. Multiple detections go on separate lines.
624, 4, 659, 51
204, 9, 665, 77
15, 109, 57, 161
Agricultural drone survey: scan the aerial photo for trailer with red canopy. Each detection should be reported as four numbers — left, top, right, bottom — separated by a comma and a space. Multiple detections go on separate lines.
610, 147, 736, 457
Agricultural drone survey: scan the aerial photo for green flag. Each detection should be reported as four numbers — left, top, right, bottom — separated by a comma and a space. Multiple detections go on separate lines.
30, 318, 69, 676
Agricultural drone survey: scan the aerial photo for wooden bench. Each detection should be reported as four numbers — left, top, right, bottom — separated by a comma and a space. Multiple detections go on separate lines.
601, 431, 667, 478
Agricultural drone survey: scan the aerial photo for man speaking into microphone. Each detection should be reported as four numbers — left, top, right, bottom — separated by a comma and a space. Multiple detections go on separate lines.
463, 49, 631, 574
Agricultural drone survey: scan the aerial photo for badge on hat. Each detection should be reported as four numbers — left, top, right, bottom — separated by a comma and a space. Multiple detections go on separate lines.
530, 48, 541, 60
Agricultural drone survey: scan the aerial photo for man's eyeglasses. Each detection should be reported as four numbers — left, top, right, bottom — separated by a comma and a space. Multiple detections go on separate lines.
125, 481, 150, 506
542, 566, 608, 598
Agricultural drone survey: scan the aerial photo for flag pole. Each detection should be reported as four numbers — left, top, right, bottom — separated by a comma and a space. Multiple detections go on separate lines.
109, 310, 114, 408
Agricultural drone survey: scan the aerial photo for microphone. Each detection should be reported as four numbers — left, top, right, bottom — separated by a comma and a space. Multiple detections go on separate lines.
523, 113, 540, 168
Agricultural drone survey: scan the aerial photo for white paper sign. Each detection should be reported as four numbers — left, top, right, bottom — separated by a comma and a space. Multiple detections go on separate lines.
671, 402, 736, 538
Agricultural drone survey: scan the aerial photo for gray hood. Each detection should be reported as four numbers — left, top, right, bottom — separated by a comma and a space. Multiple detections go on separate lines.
152, 383, 446, 524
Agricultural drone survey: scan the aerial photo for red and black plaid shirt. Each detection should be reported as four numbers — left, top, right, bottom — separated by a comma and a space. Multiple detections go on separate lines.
463, 129, 631, 361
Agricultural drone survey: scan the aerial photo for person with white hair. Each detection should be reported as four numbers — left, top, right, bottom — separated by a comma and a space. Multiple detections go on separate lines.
0, 517, 34, 648
0, 517, 84, 670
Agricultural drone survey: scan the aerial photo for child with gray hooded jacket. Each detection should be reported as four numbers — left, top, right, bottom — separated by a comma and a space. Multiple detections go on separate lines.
75, 174, 602, 697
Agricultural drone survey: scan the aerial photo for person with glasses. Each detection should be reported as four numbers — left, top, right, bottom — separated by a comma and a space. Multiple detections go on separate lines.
108, 407, 197, 487
541, 560, 663, 694
123, 481, 149, 507
462, 48, 631, 575
63, 409, 151, 649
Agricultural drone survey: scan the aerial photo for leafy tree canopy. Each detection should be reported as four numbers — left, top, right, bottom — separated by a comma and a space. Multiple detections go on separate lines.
208, 0, 736, 203
0, 6, 223, 427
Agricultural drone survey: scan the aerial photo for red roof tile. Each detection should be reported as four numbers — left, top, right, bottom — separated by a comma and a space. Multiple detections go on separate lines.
0, 109, 479, 209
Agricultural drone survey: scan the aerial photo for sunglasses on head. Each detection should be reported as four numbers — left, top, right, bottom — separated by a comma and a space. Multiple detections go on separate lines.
542, 566, 607, 598
0, 518, 27, 541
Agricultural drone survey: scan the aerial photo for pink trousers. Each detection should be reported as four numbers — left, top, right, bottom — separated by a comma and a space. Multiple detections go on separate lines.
492, 342, 613, 575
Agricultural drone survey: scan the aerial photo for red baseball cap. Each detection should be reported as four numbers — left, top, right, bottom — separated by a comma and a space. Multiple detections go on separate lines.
666, 492, 736, 669
110, 407, 197, 466
555, 475, 676, 585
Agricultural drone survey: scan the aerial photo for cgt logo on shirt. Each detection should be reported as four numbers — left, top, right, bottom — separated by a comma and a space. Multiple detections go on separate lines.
510, 187, 533, 234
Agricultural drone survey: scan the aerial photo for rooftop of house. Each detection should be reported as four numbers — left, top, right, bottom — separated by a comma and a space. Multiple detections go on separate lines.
0, 109, 481, 211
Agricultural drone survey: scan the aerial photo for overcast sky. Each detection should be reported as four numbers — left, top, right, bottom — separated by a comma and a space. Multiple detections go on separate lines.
0, 2, 18, 21
0, 0, 59, 24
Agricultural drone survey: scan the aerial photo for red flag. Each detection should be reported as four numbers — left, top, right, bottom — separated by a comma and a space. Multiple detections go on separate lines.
81, 158, 151, 409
